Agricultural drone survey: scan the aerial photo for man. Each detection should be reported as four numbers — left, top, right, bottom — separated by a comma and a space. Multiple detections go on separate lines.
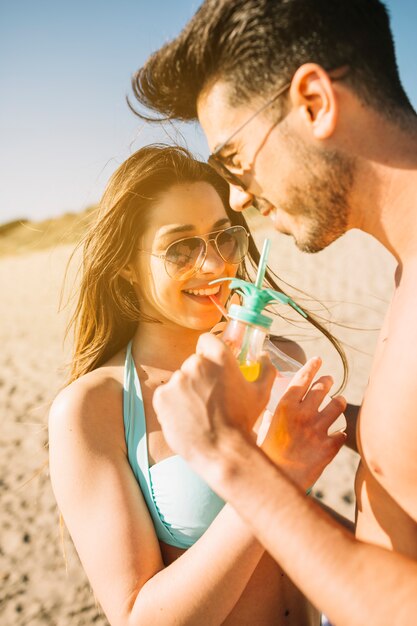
131, 1, 417, 623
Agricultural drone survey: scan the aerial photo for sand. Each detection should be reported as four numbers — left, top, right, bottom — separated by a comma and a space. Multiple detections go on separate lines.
0, 219, 396, 625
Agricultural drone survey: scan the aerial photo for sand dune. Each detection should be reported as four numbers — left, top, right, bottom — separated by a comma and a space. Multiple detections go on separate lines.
0, 215, 396, 625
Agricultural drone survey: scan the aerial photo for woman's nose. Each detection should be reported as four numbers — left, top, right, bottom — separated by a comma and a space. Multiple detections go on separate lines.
199, 241, 226, 275
229, 184, 254, 212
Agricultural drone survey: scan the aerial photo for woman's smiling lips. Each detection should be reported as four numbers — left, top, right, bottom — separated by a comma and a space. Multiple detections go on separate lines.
182, 284, 222, 305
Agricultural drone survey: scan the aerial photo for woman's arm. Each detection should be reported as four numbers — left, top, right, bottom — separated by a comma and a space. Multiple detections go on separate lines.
130, 507, 264, 626
49, 377, 264, 626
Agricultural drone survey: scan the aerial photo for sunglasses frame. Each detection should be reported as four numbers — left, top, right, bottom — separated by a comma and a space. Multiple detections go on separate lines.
207, 81, 291, 190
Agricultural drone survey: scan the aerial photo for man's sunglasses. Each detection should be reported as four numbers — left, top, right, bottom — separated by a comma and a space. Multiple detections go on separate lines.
207, 81, 291, 190
207, 66, 349, 190
138, 225, 249, 281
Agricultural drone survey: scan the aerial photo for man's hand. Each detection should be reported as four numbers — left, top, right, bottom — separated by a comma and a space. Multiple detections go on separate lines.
153, 333, 275, 463
260, 357, 347, 490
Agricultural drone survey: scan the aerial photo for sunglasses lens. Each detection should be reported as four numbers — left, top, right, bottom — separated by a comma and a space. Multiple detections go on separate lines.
216, 226, 248, 264
165, 237, 205, 280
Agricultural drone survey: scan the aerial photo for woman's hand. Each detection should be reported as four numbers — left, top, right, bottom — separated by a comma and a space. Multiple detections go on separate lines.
260, 357, 347, 490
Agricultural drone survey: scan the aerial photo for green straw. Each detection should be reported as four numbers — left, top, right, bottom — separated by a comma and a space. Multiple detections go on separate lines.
255, 239, 271, 289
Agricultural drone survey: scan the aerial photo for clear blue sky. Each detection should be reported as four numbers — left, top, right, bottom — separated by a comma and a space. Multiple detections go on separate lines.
1, 0, 416, 224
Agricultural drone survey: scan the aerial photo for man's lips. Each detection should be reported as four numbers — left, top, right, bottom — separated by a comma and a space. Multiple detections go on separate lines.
252, 196, 275, 217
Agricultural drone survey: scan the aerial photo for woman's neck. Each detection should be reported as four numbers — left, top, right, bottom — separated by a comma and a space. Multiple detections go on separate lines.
132, 320, 204, 371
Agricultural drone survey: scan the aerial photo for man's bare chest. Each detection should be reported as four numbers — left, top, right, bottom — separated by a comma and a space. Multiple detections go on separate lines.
355, 460, 417, 558
354, 282, 417, 557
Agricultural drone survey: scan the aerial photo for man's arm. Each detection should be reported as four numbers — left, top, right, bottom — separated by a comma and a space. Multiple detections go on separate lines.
192, 431, 417, 626
154, 332, 417, 626
316, 499, 355, 533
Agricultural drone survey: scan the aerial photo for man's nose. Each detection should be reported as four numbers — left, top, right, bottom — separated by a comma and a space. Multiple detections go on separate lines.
229, 184, 254, 212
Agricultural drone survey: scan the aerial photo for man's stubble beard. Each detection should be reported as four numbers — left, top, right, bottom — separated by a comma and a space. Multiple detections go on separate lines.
271, 129, 356, 253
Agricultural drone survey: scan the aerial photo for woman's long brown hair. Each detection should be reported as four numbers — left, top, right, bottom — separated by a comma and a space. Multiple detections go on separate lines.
65, 144, 348, 390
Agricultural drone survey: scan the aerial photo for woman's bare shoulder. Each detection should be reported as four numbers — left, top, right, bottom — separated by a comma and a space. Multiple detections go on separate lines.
49, 357, 125, 438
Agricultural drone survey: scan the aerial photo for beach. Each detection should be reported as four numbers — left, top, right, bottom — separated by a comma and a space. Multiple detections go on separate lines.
0, 216, 396, 625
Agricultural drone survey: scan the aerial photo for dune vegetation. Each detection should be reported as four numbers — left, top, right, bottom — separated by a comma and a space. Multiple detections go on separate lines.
0, 207, 96, 258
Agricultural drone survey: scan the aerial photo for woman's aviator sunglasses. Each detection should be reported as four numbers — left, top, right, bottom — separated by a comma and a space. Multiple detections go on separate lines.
139, 225, 249, 281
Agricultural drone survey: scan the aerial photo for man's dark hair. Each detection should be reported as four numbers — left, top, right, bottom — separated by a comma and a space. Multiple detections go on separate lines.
131, 0, 414, 123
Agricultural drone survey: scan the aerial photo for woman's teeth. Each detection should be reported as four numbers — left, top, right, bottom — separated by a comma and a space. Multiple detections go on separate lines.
183, 286, 221, 297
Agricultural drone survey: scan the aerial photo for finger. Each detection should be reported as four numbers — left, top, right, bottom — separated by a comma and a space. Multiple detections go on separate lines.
302, 375, 334, 411
228, 293, 240, 309
326, 430, 347, 452
283, 357, 322, 403
180, 352, 205, 376
318, 395, 347, 431
196, 332, 234, 367
210, 321, 226, 335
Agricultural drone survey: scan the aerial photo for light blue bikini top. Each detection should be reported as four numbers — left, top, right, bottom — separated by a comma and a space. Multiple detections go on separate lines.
123, 340, 224, 549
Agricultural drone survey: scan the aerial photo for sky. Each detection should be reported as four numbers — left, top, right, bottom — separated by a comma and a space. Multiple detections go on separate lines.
1, 0, 416, 225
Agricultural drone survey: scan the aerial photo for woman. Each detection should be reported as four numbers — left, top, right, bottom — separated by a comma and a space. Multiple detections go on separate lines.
49, 145, 345, 625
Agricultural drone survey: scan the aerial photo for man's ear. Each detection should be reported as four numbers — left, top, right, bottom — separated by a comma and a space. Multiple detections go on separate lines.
290, 63, 338, 139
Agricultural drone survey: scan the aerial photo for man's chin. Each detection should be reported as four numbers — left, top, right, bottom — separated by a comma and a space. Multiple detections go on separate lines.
269, 209, 290, 234
295, 229, 347, 254
295, 239, 326, 253
269, 208, 346, 253
271, 216, 327, 252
